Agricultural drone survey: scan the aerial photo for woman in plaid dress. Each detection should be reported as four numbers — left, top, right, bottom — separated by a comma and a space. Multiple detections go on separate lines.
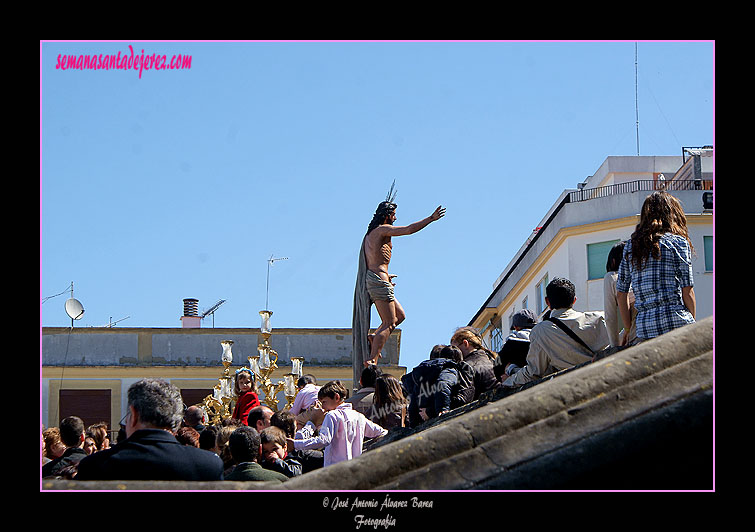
616, 191, 696, 343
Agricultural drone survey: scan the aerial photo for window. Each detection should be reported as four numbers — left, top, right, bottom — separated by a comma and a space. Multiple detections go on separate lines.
704, 236, 713, 272
587, 240, 620, 280
490, 325, 504, 353
58, 389, 111, 429
536, 274, 548, 315
181, 389, 215, 409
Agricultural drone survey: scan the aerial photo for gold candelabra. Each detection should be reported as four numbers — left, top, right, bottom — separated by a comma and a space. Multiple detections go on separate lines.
199, 312, 305, 425
249, 310, 303, 411
200, 340, 236, 425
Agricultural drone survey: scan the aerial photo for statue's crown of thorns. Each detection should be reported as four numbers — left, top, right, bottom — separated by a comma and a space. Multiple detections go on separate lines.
375, 180, 398, 214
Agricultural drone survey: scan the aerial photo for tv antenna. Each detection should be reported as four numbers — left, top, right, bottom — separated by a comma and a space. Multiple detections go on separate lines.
102, 316, 130, 328
62, 282, 85, 327
200, 299, 227, 328
265, 255, 288, 310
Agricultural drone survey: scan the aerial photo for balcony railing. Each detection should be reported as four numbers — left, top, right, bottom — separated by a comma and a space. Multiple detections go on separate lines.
569, 179, 713, 203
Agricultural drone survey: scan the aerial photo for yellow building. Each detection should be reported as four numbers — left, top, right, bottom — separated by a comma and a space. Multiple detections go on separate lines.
469, 149, 713, 350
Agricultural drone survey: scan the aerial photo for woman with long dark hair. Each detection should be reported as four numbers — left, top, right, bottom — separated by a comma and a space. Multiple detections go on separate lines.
616, 191, 696, 344
372, 374, 408, 430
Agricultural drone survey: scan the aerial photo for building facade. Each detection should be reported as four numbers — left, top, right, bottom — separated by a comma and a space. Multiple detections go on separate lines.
470, 148, 713, 351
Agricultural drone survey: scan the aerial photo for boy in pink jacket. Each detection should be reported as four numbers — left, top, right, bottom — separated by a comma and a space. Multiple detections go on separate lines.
291, 380, 387, 467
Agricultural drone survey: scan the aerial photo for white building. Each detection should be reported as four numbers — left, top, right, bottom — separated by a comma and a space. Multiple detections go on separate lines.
469, 147, 713, 351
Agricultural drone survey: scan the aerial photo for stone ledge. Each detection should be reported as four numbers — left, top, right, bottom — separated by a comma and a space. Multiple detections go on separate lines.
42, 317, 713, 491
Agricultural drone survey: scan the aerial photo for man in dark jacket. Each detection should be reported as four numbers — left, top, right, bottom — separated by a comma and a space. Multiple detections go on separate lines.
42, 416, 88, 478
76, 379, 224, 481
401, 345, 475, 428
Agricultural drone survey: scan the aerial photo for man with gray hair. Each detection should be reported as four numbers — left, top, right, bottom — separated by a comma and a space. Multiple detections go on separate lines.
76, 379, 224, 481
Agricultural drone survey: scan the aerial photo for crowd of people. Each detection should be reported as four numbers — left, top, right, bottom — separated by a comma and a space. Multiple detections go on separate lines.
41, 191, 698, 484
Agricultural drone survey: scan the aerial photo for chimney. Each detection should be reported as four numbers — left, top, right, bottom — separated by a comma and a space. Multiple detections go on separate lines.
181, 298, 201, 328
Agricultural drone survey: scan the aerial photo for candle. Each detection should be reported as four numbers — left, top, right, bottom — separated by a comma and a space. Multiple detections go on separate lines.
221, 340, 234, 364
248, 356, 260, 376
291, 357, 304, 378
283, 374, 297, 396
259, 347, 270, 370
260, 310, 272, 334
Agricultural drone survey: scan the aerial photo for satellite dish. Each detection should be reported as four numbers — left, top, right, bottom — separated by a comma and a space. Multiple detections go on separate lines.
65, 298, 85, 320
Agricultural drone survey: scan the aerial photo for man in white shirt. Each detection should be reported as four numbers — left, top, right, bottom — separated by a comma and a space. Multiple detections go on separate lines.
291, 381, 387, 467
501, 278, 609, 388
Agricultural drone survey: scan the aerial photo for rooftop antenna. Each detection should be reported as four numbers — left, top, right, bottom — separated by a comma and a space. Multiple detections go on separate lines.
200, 299, 227, 328
63, 282, 85, 328
635, 42, 640, 156
102, 316, 130, 328
266, 255, 288, 310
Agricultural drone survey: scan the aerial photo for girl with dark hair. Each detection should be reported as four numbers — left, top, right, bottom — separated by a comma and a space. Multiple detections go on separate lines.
617, 191, 696, 343
372, 374, 408, 430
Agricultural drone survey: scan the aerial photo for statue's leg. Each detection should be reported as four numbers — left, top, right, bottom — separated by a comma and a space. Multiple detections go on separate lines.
367, 298, 405, 366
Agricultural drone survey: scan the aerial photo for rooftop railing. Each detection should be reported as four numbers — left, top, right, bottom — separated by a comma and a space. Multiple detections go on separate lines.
569, 179, 713, 203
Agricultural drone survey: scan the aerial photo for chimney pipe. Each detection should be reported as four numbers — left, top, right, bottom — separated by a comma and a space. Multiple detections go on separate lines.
181, 298, 201, 328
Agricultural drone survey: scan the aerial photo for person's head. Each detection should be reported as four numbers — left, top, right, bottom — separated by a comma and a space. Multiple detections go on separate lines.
260, 426, 288, 462
606, 241, 626, 273
450, 327, 485, 357
43, 427, 66, 459
228, 426, 261, 464
360, 364, 382, 388
59, 416, 86, 449
247, 405, 274, 433
125, 378, 185, 437
87, 422, 110, 451
438, 344, 463, 362
545, 277, 576, 310
511, 308, 538, 331
199, 424, 219, 451
429, 344, 446, 360
270, 409, 297, 438
183, 405, 205, 428
318, 380, 348, 411
367, 201, 398, 234
631, 190, 693, 269
234, 368, 257, 396
175, 426, 200, 447
373, 374, 407, 409
83, 433, 98, 455
216, 425, 237, 466
297, 374, 317, 389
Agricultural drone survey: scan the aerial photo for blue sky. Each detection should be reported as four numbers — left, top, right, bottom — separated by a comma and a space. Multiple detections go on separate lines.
40, 40, 714, 373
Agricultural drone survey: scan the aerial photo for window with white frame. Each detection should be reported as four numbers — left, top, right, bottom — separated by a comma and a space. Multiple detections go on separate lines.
536, 274, 548, 315
587, 239, 620, 280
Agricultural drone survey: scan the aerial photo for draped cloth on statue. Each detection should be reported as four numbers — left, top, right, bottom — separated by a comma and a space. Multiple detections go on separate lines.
352, 237, 371, 392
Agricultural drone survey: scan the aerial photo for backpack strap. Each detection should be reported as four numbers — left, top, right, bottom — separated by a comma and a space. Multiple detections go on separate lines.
545, 315, 595, 355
